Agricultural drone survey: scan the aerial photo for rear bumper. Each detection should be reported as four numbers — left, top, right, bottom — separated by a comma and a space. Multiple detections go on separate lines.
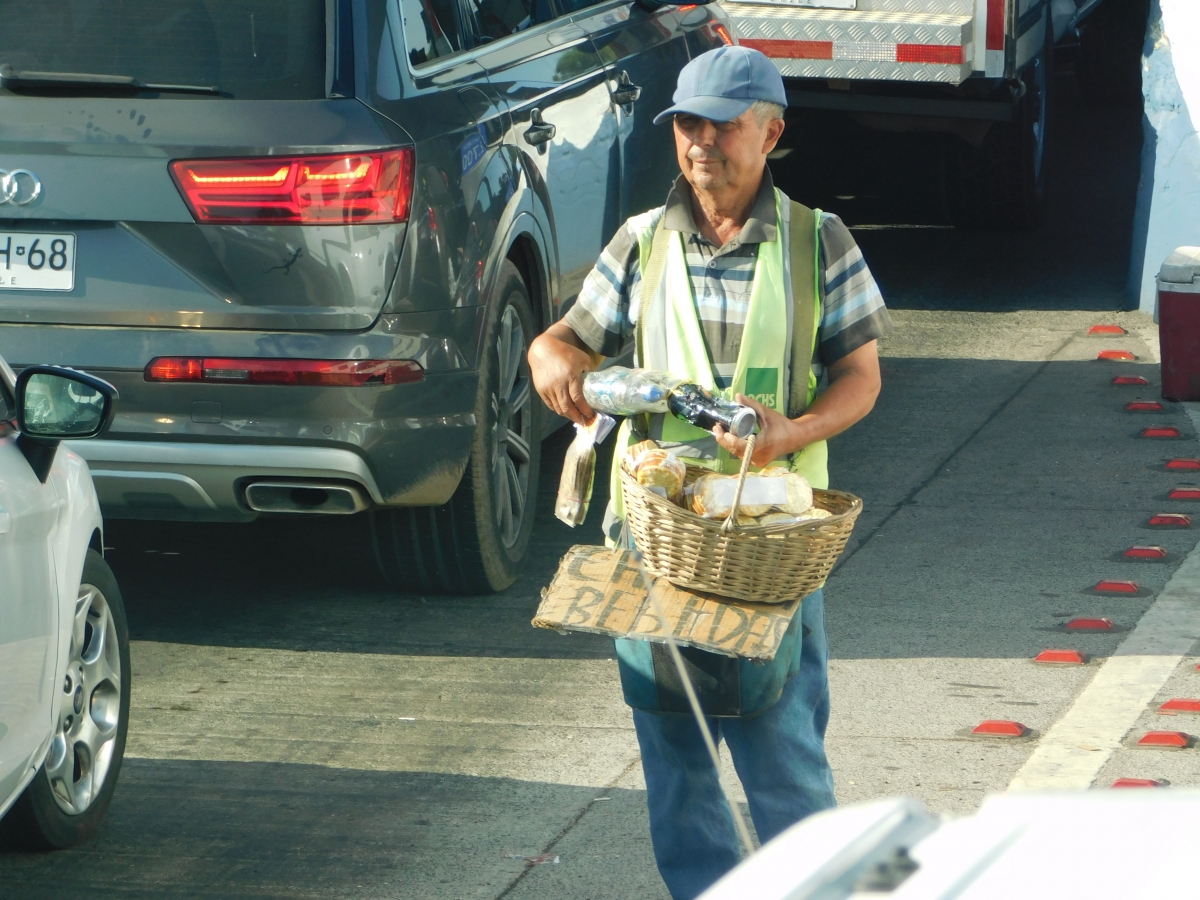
3, 314, 485, 520
724, 5, 977, 85
67, 360, 480, 521
73, 440, 387, 521
70, 378, 479, 520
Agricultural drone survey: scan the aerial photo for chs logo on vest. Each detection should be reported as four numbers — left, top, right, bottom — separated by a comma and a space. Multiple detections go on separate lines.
744, 368, 778, 408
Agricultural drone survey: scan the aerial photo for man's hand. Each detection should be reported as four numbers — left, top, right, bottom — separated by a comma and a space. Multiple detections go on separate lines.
713, 394, 797, 467
528, 321, 602, 426
713, 340, 883, 467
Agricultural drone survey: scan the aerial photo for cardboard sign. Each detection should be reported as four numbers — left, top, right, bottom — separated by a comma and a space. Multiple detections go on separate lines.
533, 545, 802, 661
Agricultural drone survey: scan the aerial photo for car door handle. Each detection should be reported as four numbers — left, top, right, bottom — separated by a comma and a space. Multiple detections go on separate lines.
0, 508, 10, 534
523, 109, 556, 146
610, 72, 642, 108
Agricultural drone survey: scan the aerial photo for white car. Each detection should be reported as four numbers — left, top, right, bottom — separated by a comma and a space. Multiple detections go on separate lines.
699, 791, 1200, 899
0, 355, 128, 849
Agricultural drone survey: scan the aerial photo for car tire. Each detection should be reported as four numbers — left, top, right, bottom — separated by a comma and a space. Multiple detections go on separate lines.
947, 19, 1054, 231
372, 260, 542, 594
0, 550, 130, 851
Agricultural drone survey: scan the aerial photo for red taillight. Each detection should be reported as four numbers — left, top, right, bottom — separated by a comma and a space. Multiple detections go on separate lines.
147, 357, 204, 382
169, 149, 415, 225
144, 357, 424, 386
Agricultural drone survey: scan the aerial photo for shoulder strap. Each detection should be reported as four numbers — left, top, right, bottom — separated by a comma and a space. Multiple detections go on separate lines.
635, 215, 671, 369
788, 200, 820, 419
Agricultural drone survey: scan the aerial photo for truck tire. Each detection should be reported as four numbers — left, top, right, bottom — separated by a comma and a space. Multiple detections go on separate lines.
948, 20, 1054, 231
371, 260, 542, 594
1077, 0, 1150, 108
0, 551, 130, 850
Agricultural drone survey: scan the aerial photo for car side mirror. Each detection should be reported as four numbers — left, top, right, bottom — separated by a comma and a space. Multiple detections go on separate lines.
15, 365, 118, 482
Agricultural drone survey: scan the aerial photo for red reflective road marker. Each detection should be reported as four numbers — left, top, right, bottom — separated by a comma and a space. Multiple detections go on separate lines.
1126, 401, 1164, 412
1034, 649, 1088, 665
1067, 617, 1114, 631
972, 720, 1029, 738
1149, 513, 1191, 527
1158, 699, 1200, 715
1089, 325, 1127, 335
1124, 545, 1168, 559
1169, 487, 1200, 500
1143, 426, 1183, 438
1166, 458, 1200, 470
1093, 580, 1139, 594
1113, 375, 1150, 385
1137, 731, 1193, 749
1098, 349, 1137, 361
1112, 778, 1169, 788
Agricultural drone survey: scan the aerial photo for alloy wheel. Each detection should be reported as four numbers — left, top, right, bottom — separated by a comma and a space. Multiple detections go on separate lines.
490, 302, 533, 549
45, 584, 123, 815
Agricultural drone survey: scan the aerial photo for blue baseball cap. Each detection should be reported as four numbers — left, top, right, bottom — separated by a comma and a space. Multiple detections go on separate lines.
653, 46, 787, 125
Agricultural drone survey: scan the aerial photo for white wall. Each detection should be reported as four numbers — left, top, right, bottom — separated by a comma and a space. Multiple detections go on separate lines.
1133, 1, 1200, 315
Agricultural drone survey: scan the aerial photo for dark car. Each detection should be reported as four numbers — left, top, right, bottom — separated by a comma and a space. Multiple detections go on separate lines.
0, 0, 731, 592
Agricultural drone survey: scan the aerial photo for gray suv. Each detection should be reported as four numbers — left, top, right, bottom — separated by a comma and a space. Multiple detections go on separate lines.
0, 0, 730, 592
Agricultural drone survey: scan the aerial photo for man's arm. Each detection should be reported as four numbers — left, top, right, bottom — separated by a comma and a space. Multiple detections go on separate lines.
713, 339, 881, 467
528, 321, 604, 426
529, 218, 643, 426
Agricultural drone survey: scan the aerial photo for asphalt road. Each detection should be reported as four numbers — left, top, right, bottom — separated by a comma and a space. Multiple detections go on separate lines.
4, 60, 1199, 900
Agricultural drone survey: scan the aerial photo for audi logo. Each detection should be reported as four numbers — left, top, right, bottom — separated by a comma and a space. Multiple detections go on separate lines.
0, 169, 42, 206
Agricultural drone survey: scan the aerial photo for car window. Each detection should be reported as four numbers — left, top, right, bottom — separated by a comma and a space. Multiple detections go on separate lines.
552, 0, 608, 14
0, 0, 327, 100
467, 0, 555, 43
0, 381, 11, 423
398, 0, 469, 66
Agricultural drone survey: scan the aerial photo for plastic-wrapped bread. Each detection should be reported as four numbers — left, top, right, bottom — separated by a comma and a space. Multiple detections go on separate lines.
555, 414, 616, 527
690, 474, 722, 517
758, 467, 814, 515
690, 473, 774, 518
757, 511, 799, 526
780, 473, 813, 515
757, 507, 832, 527
634, 449, 686, 500
626, 439, 660, 468
690, 468, 816, 519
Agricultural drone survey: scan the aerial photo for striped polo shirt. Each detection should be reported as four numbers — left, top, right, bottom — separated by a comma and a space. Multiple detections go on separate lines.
564, 171, 891, 388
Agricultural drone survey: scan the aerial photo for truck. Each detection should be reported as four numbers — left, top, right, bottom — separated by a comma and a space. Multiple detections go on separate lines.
717, 0, 1150, 229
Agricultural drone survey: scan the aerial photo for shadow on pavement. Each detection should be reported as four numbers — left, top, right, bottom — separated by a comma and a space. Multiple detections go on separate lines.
0, 758, 659, 900
107, 427, 618, 660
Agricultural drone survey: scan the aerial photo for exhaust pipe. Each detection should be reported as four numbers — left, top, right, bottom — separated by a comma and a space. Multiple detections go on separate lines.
244, 481, 368, 515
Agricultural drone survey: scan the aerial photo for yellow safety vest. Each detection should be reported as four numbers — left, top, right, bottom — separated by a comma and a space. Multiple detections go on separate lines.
607, 190, 826, 529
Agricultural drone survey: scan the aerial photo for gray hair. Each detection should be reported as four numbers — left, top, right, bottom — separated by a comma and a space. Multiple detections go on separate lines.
750, 100, 785, 125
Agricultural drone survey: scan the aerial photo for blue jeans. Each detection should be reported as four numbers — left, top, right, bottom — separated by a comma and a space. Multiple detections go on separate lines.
630, 588, 835, 900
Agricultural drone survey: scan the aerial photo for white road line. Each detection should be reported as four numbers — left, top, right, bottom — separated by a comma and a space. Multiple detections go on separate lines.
1008, 543, 1200, 791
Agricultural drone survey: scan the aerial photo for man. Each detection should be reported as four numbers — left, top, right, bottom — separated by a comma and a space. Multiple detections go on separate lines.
528, 46, 889, 899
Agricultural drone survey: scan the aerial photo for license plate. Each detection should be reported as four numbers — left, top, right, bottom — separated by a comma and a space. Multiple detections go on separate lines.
0, 232, 76, 291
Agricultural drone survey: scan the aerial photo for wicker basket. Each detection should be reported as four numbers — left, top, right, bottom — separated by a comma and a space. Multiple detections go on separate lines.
620, 435, 862, 603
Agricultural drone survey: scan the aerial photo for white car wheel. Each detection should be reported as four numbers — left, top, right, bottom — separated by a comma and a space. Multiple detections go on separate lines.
1, 550, 130, 850
45, 581, 124, 815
